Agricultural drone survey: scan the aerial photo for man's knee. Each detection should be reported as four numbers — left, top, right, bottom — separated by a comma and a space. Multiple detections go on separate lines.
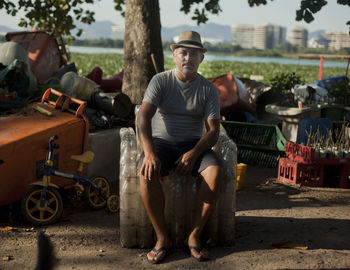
201, 165, 221, 180
200, 165, 221, 194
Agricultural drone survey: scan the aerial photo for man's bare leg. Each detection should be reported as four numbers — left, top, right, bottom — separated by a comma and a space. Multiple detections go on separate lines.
139, 175, 171, 263
187, 165, 221, 260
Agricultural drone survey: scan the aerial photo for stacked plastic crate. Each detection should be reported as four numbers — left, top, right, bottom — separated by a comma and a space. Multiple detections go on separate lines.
278, 141, 350, 188
221, 120, 286, 167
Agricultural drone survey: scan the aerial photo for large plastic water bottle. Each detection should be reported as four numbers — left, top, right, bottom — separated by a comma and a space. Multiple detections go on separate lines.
216, 133, 237, 246
131, 126, 154, 248
128, 127, 137, 177
119, 128, 131, 178
119, 127, 138, 247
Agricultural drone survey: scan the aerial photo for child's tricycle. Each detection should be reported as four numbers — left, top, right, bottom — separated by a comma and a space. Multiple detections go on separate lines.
21, 135, 119, 225
0, 89, 118, 225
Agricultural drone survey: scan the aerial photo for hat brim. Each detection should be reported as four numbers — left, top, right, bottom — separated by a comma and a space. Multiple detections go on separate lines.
170, 43, 207, 53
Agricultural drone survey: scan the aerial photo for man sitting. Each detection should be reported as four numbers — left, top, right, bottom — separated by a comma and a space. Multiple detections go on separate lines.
137, 30, 222, 263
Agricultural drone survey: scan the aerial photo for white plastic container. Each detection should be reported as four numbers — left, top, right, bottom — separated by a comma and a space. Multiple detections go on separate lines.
119, 127, 138, 247
60, 71, 100, 100
0, 42, 29, 66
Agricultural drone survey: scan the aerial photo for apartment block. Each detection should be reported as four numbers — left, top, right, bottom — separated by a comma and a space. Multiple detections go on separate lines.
290, 27, 308, 47
232, 24, 286, 49
323, 31, 350, 50
232, 25, 255, 48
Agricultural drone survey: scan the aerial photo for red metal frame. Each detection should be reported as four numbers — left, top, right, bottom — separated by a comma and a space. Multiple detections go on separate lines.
298, 54, 350, 80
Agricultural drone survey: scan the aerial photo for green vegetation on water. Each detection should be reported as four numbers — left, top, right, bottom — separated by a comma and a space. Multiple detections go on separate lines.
70, 52, 346, 85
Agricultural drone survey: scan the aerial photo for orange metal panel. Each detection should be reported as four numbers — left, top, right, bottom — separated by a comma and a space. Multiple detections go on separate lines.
5, 30, 65, 84
0, 90, 88, 206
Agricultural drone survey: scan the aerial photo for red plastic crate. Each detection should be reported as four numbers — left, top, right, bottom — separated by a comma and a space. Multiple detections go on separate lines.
278, 158, 324, 187
285, 141, 316, 164
286, 141, 350, 165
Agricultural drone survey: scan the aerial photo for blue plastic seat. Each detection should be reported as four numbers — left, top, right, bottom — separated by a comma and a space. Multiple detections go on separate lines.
296, 118, 333, 145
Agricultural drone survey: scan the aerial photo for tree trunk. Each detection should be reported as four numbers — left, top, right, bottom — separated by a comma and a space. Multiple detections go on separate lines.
122, 0, 164, 105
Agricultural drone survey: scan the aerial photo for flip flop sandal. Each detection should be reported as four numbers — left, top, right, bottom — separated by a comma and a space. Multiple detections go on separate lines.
147, 247, 170, 264
188, 246, 210, 262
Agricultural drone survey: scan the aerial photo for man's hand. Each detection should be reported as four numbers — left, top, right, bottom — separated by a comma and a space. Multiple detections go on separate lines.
175, 149, 198, 176
137, 102, 160, 181
140, 153, 161, 181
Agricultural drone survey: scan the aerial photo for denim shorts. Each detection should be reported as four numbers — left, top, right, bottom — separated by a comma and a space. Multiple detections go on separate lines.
138, 137, 221, 177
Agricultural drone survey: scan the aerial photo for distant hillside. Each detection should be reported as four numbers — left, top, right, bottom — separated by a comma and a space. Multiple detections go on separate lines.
0, 25, 17, 34
309, 30, 325, 39
162, 23, 232, 43
74, 21, 232, 43
0, 22, 232, 43
75, 21, 117, 39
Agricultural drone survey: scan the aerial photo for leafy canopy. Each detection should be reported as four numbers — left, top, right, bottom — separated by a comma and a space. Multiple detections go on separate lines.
248, 0, 349, 30
0, 0, 348, 40
0, 0, 96, 41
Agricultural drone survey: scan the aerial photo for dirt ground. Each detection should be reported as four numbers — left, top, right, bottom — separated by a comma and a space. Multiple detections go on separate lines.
1, 165, 350, 270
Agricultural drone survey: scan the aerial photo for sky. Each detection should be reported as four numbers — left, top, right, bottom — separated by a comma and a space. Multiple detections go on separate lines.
0, 0, 349, 37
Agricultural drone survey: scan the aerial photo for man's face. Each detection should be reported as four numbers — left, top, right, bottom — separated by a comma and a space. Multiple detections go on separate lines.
173, 47, 204, 77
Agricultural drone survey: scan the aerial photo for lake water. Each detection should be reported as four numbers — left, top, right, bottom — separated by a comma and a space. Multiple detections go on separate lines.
69, 45, 348, 68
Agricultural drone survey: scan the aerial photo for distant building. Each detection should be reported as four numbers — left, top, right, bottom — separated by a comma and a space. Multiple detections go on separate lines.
111, 26, 124, 40
271, 24, 287, 47
290, 27, 308, 47
232, 25, 255, 48
232, 24, 286, 49
201, 37, 223, 44
307, 36, 329, 49
253, 25, 267, 49
323, 31, 350, 50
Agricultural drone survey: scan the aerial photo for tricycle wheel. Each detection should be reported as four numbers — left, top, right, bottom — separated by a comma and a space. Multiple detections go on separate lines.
107, 195, 120, 213
84, 176, 111, 210
21, 186, 63, 226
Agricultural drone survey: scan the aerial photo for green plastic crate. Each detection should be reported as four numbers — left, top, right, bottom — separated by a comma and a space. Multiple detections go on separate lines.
221, 120, 286, 167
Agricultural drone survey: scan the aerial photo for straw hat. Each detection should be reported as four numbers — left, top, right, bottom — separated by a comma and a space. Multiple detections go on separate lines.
170, 30, 207, 53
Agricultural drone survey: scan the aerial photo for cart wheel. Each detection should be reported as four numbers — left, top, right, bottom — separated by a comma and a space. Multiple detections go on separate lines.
107, 195, 119, 213
21, 186, 63, 226
84, 176, 111, 210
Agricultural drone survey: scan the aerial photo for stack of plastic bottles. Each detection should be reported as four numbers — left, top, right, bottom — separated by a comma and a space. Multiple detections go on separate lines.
119, 127, 237, 248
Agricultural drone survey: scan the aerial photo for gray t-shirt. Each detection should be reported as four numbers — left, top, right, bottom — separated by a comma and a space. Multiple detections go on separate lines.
143, 69, 220, 142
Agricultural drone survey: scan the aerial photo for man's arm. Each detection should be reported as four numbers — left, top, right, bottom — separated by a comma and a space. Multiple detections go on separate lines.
136, 102, 161, 180
175, 118, 220, 176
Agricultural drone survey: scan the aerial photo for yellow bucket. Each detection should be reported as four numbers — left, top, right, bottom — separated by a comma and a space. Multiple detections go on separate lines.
236, 163, 247, 191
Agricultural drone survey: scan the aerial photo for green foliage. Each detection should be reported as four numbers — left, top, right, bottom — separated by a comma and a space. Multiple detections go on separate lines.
70, 38, 124, 48
0, 0, 96, 42
1, 0, 349, 42
0, 0, 16, 15
180, 0, 222, 25
69, 52, 345, 86
113, 0, 125, 17
70, 53, 123, 78
269, 72, 305, 93
248, 0, 349, 30
296, 0, 327, 23
328, 79, 350, 105
235, 48, 283, 57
